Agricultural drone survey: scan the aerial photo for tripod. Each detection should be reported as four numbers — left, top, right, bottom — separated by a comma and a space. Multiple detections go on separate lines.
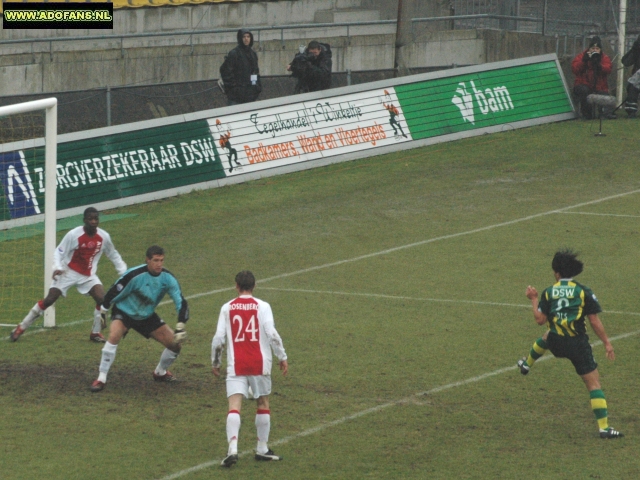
592, 99, 625, 137
594, 106, 607, 136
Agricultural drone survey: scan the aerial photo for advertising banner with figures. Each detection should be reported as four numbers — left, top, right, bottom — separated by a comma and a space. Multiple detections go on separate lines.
208, 88, 410, 177
0, 54, 573, 226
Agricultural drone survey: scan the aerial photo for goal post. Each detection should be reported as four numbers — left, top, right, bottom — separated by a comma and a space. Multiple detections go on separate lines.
0, 98, 57, 328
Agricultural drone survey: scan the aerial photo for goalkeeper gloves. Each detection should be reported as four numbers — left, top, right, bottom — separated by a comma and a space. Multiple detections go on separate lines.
174, 322, 187, 343
99, 305, 109, 330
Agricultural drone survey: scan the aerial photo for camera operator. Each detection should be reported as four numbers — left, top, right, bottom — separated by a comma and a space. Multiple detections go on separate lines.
621, 34, 640, 118
287, 41, 332, 94
219, 29, 262, 106
571, 36, 614, 120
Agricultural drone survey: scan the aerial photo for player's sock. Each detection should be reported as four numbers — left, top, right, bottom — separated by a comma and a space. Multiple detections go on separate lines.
526, 337, 548, 367
20, 300, 45, 329
227, 410, 241, 455
154, 348, 179, 376
98, 341, 118, 382
590, 389, 609, 431
91, 306, 102, 334
255, 409, 271, 455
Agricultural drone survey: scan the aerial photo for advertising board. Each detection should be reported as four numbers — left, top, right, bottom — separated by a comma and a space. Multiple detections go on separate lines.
0, 54, 574, 227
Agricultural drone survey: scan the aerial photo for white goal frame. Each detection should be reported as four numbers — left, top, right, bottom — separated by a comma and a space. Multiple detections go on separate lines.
0, 98, 58, 327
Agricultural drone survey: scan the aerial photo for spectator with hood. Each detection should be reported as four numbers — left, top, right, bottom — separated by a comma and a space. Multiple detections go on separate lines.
571, 36, 614, 120
621, 34, 640, 118
220, 29, 262, 105
287, 40, 332, 94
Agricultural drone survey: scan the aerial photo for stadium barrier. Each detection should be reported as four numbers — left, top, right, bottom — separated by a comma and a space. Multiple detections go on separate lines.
0, 54, 574, 229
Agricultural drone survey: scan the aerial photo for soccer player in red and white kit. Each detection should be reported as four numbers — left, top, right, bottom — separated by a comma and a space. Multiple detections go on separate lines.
212, 270, 288, 468
10, 207, 127, 343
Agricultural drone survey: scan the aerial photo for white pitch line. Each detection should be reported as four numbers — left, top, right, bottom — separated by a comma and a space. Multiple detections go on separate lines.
1, 317, 95, 342
7, 293, 639, 344
561, 211, 640, 219
6, 189, 640, 475
259, 287, 640, 317
260, 287, 528, 309
168, 187, 640, 305
11, 187, 640, 338
157, 327, 640, 480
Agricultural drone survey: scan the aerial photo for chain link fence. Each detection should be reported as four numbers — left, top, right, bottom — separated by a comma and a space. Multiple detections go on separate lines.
452, 0, 639, 51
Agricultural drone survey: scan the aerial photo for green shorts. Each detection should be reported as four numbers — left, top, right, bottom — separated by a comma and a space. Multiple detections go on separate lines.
546, 332, 597, 376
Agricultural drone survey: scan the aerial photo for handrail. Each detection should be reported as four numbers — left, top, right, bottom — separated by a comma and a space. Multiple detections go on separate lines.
0, 14, 604, 47
0, 20, 396, 45
413, 14, 601, 28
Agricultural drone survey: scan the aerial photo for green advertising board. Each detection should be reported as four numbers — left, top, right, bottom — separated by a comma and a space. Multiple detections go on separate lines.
395, 61, 572, 139
0, 120, 224, 221
0, 55, 573, 227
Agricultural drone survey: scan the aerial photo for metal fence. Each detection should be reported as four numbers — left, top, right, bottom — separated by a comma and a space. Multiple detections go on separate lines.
452, 0, 639, 38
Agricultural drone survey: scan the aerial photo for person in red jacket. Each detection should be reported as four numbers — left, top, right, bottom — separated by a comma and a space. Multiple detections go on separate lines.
571, 36, 614, 120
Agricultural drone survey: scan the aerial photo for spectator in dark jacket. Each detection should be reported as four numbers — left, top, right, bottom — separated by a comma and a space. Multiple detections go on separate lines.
219, 29, 262, 105
287, 41, 332, 94
621, 34, 640, 118
571, 36, 613, 120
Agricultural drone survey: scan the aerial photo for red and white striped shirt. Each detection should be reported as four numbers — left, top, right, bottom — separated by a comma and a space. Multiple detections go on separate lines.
53, 226, 127, 277
212, 295, 287, 376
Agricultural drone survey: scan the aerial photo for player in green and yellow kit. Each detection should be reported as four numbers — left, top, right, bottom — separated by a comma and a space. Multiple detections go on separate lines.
517, 249, 623, 439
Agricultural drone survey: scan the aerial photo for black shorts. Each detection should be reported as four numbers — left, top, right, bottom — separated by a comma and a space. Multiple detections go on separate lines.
546, 332, 598, 376
111, 305, 165, 339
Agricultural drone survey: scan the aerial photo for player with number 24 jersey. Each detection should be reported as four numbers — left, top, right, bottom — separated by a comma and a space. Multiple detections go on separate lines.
212, 295, 286, 376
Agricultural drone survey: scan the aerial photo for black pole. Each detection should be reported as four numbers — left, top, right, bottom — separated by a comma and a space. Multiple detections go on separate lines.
394, 0, 403, 78
594, 110, 605, 137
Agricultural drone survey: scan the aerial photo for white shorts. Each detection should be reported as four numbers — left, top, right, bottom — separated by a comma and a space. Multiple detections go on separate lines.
226, 374, 272, 399
50, 269, 101, 297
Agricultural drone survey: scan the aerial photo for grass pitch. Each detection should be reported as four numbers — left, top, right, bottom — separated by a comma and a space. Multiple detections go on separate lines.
1, 119, 639, 479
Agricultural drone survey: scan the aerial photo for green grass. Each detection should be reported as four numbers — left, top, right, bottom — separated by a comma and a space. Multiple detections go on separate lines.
1, 119, 639, 479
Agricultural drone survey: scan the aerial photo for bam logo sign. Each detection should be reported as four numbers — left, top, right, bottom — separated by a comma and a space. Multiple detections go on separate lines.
451, 80, 514, 124
0, 151, 41, 219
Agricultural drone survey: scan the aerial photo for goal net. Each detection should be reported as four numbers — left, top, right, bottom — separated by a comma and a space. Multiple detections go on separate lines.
0, 98, 57, 330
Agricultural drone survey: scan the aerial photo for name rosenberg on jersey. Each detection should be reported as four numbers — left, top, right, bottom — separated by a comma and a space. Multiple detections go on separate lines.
230, 303, 258, 311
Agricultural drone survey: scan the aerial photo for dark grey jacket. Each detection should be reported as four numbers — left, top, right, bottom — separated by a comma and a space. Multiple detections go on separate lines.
290, 43, 332, 94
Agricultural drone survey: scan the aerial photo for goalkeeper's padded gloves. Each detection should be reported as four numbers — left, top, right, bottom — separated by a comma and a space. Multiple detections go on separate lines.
174, 322, 187, 343
99, 305, 109, 330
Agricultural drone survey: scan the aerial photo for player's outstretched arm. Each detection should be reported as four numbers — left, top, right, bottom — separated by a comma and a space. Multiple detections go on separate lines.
102, 232, 127, 275
526, 286, 547, 325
